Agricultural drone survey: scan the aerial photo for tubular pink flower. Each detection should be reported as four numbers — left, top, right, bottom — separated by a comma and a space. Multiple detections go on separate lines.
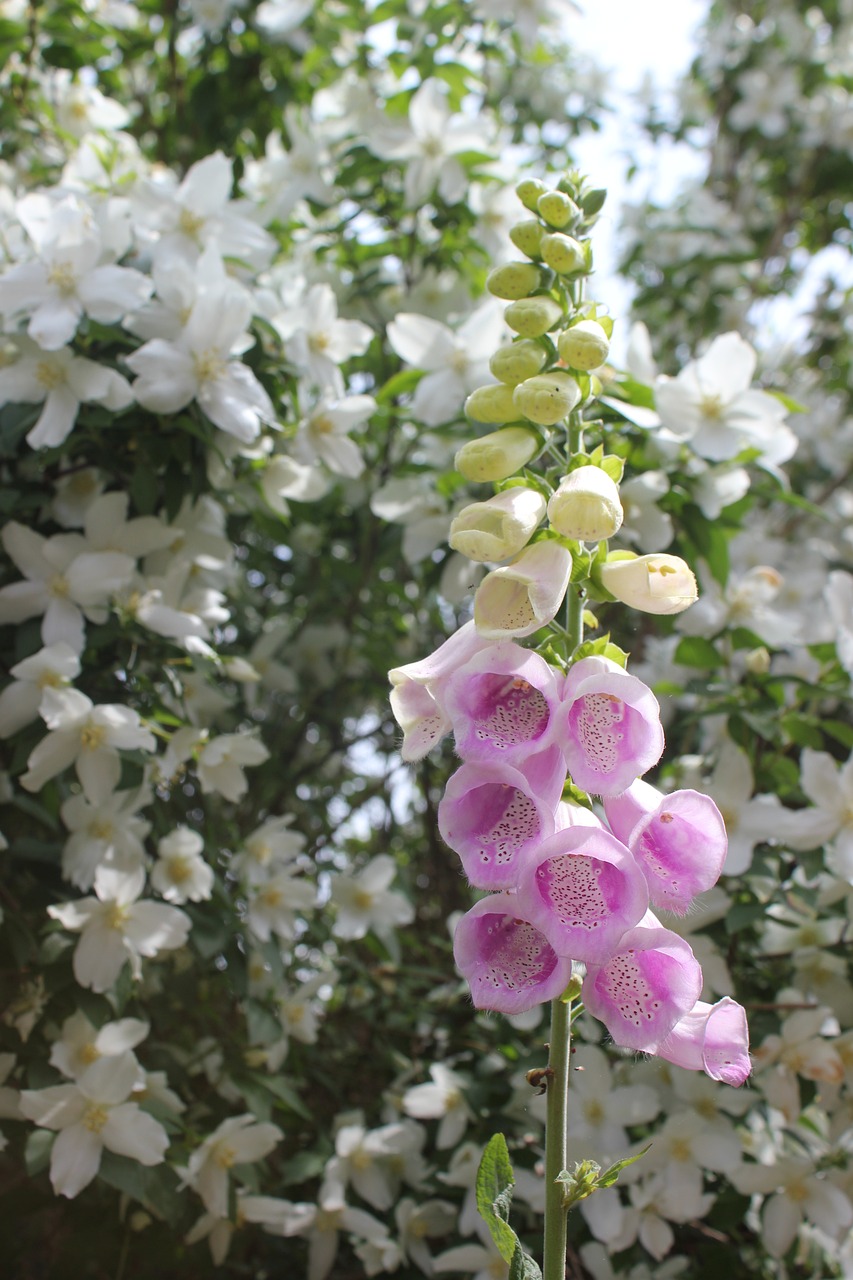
560, 656, 664, 797
655, 997, 751, 1086
603, 781, 728, 914
438, 749, 566, 891
388, 621, 493, 761
444, 644, 563, 767
452, 894, 574, 1016
515, 825, 649, 965
582, 916, 704, 1052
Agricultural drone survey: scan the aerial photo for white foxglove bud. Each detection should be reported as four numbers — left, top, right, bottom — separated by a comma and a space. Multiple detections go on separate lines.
600, 554, 698, 615
509, 219, 544, 259
449, 487, 546, 562
516, 178, 548, 212
504, 296, 563, 338
537, 191, 579, 229
541, 232, 586, 275
490, 340, 548, 385
557, 320, 610, 371
464, 383, 519, 423
548, 467, 623, 541
474, 540, 572, 638
513, 371, 581, 426
486, 262, 544, 300
455, 426, 541, 482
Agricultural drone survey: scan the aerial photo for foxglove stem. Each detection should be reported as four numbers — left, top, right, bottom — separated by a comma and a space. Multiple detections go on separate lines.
543, 991, 572, 1280
543, 433, 584, 1276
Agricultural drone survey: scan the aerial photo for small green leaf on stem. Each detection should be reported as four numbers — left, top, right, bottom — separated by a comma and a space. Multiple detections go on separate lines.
475, 1133, 519, 1264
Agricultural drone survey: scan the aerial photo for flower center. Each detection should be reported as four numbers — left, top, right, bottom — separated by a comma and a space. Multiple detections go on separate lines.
167, 856, 193, 885
36, 360, 67, 390
699, 392, 724, 420
90, 819, 114, 840
354, 889, 374, 910
193, 349, 226, 383
83, 1103, 109, 1133
80, 723, 107, 751
47, 262, 78, 294
179, 208, 206, 239
215, 1144, 237, 1169
107, 903, 129, 930
80, 1042, 101, 1065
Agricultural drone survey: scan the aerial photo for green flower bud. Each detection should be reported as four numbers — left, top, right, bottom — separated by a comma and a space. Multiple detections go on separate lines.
581, 187, 607, 217
455, 426, 541, 482
513, 371, 582, 426
548, 466, 623, 541
464, 382, 520, 423
489, 340, 548, 385
557, 320, 611, 371
509, 219, 544, 259
486, 261, 544, 300
537, 190, 580, 229
541, 232, 586, 276
516, 178, 549, 212
504, 296, 563, 338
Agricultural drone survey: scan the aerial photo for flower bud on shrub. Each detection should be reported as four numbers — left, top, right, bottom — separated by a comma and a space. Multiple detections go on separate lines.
455, 426, 541, 482
464, 383, 519, 423
541, 232, 586, 275
537, 190, 580, 228
557, 319, 610, 370
504, 296, 563, 338
513, 371, 581, 426
600, 554, 698, 614
509, 219, 544, 259
548, 467, 623, 541
448, 486, 546, 562
486, 262, 543, 300
516, 178, 549, 211
489, 339, 548, 385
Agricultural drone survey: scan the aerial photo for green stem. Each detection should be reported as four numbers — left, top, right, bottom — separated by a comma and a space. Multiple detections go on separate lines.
543, 993, 572, 1280
544, 391, 586, 1273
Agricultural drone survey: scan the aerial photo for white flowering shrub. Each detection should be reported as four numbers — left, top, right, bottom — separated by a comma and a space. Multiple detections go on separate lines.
0, 2, 851, 1279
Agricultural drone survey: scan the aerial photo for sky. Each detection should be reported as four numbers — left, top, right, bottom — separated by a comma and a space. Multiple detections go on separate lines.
566, 0, 708, 346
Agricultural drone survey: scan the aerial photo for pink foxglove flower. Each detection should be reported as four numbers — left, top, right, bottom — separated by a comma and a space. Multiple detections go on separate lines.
453, 894, 574, 1016
515, 825, 649, 966
438, 749, 565, 891
655, 997, 751, 1086
473, 540, 572, 639
445, 643, 564, 768
582, 916, 704, 1052
604, 780, 728, 914
560, 656, 664, 797
388, 621, 494, 761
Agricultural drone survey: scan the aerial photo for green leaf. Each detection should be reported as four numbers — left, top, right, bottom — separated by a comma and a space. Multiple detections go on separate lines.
596, 1143, 652, 1188
475, 1133, 519, 1264
509, 1245, 543, 1280
25, 1128, 54, 1177
674, 636, 723, 669
767, 390, 807, 413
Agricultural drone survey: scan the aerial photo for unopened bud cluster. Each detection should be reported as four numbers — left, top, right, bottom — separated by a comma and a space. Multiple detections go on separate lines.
451, 172, 696, 637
